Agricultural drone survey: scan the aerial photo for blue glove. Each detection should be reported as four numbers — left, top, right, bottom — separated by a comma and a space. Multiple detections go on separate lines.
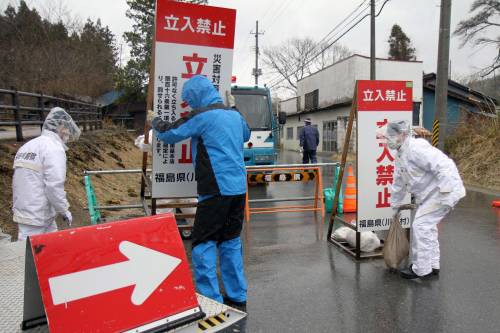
151, 117, 172, 133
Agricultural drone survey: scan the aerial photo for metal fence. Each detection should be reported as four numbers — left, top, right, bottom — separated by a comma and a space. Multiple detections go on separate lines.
0, 88, 103, 141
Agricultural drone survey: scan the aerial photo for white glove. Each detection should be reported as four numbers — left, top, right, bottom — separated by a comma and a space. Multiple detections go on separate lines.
299, 147, 303, 153
134, 135, 152, 152
225, 90, 236, 108
62, 211, 73, 226
146, 110, 155, 125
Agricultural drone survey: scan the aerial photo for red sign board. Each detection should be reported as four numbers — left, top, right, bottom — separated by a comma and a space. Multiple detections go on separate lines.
155, 0, 236, 49
357, 80, 413, 111
29, 214, 199, 332
356, 80, 413, 231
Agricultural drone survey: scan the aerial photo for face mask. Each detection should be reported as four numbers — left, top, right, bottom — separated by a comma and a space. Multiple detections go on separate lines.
386, 135, 402, 150
59, 128, 70, 143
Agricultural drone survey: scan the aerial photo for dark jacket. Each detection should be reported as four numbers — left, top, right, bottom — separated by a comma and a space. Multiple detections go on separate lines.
155, 76, 251, 198
300, 124, 319, 151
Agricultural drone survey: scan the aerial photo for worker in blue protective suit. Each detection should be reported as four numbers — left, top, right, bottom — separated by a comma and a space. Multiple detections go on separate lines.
385, 121, 466, 280
299, 118, 319, 163
151, 75, 250, 310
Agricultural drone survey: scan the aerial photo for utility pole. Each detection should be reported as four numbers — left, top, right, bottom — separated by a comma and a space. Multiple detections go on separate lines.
433, 0, 452, 150
251, 20, 264, 86
370, 0, 376, 80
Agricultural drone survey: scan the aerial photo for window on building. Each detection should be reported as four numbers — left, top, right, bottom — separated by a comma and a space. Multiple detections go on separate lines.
304, 89, 319, 110
412, 102, 421, 126
297, 126, 303, 140
286, 127, 293, 140
322, 120, 338, 152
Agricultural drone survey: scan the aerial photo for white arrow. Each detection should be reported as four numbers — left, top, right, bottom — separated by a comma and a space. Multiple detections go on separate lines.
48, 241, 181, 306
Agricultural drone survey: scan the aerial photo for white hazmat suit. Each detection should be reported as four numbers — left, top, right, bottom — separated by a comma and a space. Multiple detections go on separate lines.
12, 107, 81, 240
387, 121, 465, 277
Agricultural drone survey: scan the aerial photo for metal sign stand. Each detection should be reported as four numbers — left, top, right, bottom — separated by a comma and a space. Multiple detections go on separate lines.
21, 238, 47, 330
326, 84, 383, 260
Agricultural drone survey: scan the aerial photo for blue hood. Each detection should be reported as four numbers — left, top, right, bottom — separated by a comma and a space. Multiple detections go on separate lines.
182, 75, 223, 109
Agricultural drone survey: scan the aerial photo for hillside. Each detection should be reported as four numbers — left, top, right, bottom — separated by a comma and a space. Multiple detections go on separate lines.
446, 118, 500, 192
0, 127, 149, 240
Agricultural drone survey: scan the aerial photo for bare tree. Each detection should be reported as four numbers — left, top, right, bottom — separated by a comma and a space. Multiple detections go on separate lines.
454, 0, 500, 77
262, 38, 352, 94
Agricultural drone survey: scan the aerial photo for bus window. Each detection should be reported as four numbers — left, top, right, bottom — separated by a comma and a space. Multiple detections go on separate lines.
233, 94, 271, 130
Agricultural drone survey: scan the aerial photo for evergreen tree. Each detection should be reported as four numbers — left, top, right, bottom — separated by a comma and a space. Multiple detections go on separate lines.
387, 24, 416, 61
117, 0, 208, 102
0, 1, 117, 97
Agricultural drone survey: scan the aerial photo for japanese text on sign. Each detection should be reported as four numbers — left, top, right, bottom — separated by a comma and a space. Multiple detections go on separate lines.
375, 118, 394, 209
164, 15, 227, 36
356, 80, 413, 231
362, 89, 407, 102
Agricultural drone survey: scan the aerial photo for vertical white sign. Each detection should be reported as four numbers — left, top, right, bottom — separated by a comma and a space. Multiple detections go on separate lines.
152, 1, 236, 198
356, 80, 414, 231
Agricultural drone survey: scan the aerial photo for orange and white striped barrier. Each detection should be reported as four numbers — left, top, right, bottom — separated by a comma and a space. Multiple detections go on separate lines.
245, 164, 332, 222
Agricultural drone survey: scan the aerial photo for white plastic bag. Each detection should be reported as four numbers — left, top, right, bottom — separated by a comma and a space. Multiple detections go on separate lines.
332, 227, 351, 241
333, 227, 381, 253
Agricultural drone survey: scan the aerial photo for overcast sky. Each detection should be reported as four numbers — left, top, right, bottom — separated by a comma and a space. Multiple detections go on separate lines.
2, 0, 497, 95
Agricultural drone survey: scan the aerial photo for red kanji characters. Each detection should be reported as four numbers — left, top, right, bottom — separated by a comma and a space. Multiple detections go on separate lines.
376, 118, 388, 128
376, 165, 394, 185
181, 53, 208, 79
376, 187, 391, 208
376, 142, 394, 163
178, 142, 192, 164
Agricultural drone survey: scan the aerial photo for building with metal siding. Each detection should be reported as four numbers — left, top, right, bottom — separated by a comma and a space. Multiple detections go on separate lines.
422, 73, 498, 134
279, 54, 423, 153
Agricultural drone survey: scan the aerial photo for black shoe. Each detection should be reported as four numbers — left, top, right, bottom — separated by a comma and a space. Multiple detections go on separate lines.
223, 296, 247, 312
400, 265, 432, 280
432, 268, 440, 276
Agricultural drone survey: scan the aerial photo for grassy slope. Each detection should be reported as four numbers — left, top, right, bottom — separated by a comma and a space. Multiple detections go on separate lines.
446, 118, 500, 192
0, 127, 148, 240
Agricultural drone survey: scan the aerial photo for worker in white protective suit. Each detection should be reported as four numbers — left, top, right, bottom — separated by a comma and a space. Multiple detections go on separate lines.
385, 121, 466, 279
12, 107, 81, 241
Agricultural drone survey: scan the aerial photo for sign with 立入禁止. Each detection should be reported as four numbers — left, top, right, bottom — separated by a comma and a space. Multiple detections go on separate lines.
152, 0, 236, 198
356, 80, 413, 231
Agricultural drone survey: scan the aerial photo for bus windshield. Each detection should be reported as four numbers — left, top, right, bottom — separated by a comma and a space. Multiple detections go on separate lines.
233, 94, 271, 130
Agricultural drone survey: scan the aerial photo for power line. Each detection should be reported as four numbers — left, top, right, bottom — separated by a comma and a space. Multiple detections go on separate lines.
267, 0, 390, 90
261, 0, 288, 25
265, 1, 371, 88
236, 1, 290, 80
265, 0, 388, 87
264, 0, 294, 32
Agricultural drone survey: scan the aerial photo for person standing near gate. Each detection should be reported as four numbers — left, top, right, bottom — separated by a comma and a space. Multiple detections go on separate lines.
151, 75, 250, 310
384, 121, 466, 279
12, 107, 81, 241
299, 118, 319, 164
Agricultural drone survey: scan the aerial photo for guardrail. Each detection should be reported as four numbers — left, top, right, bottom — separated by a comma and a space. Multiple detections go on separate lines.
0, 88, 103, 141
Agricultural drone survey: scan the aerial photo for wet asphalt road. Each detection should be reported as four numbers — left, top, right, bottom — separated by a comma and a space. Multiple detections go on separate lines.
216, 151, 500, 333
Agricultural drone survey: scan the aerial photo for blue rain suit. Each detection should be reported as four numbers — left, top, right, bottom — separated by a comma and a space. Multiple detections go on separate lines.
153, 75, 250, 303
